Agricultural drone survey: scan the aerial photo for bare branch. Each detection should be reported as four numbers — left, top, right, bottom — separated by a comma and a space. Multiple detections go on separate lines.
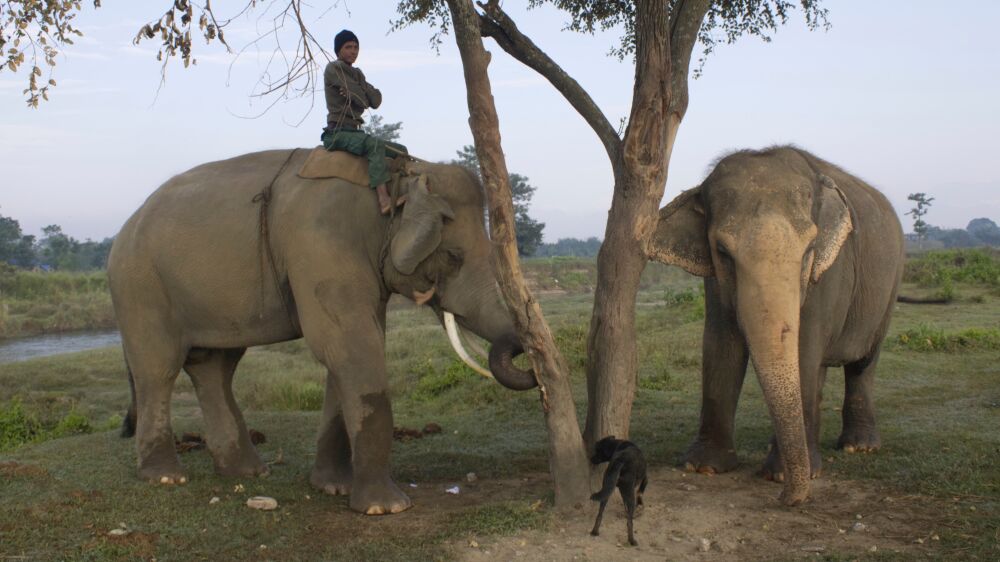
476, 1, 622, 166
666, 0, 711, 116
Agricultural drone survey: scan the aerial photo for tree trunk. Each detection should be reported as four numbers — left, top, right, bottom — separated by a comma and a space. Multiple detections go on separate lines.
584, 0, 678, 446
445, 0, 591, 510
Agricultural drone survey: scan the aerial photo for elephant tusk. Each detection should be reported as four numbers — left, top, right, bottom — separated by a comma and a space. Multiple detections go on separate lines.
412, 286, 436, 306
444, 312, 493, 379
457, 324, 489, 360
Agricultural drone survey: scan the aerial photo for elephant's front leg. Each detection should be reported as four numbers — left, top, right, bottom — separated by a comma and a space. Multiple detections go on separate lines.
310, 371, 353, 496
300, 277, 411, 515
684, 280, 749, 474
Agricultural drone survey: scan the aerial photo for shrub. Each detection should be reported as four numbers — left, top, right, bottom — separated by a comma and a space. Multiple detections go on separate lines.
0, 399, 44, 452
0, 400, 97, 451
904, 249, 1000, 288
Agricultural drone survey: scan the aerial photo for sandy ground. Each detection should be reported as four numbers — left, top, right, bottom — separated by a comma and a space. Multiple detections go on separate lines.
452, 466, 944, 561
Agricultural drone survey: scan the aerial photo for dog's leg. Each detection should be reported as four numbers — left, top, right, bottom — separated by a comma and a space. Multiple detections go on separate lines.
590, 498, 609, 536
590, 459, 623, 537
621, 481, 638, 546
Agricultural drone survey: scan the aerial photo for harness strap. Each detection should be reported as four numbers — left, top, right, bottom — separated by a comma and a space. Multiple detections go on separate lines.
252, 149, 300, 326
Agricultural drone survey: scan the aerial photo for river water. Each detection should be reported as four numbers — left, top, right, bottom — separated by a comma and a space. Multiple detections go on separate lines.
0, 330, 121, 364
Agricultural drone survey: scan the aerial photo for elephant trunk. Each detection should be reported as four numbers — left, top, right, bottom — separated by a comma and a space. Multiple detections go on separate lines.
739, 271, 811, 506
438, 275, 537, 391
487, 333, 537, 391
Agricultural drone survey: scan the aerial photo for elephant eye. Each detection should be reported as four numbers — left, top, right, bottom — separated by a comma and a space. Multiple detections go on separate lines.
716, 242, 731, 259
446, 248, 465, 267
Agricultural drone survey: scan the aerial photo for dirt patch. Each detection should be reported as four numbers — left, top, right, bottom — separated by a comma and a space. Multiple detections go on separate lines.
0, 461, 49, 479
454, 466, 945, 561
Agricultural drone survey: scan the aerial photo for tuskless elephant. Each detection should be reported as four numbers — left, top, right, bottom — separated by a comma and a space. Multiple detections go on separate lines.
107, 149, 537, 515
650, 146, 904, 505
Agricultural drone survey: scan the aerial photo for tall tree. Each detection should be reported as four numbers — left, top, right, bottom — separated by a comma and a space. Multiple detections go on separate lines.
442, 0, 591, 508
361, 114, 404, 143
38, 224, 80, 270
452, 145, 546, 256
397, 0, 828, 506
906, 192, 935, 242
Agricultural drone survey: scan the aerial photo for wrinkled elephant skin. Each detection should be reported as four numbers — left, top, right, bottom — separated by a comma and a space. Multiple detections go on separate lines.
108, 149, 535, 515
651, 146, 904, 505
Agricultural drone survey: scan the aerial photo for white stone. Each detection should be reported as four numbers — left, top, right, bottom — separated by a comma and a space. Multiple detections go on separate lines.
246, 496, 278, 510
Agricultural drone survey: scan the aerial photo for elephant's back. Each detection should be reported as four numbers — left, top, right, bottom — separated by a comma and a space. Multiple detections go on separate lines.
108, 149, 307, 292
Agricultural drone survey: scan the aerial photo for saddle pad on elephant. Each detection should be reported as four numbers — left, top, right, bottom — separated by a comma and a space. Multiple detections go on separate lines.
297, 147, 381, 186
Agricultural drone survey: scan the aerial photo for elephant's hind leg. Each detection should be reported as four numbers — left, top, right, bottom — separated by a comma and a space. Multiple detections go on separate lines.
310, 370, 353, 496
838, 349, 882, 453
184, 347, 268, 477
123, 337, 187, 485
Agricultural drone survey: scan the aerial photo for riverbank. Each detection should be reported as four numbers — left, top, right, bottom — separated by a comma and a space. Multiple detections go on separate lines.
0, 269, 115, 339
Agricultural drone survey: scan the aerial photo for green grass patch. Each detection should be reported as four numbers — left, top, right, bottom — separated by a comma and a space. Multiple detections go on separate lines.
448, 502, 550, 537
412, 359, 475, 401
889, 324, 1000, 352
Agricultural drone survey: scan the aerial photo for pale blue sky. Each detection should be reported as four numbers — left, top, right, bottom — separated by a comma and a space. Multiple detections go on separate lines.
2, 1, 998, 242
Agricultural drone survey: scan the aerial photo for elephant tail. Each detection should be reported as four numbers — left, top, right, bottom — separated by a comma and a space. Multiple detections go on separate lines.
120, 359, 137, 438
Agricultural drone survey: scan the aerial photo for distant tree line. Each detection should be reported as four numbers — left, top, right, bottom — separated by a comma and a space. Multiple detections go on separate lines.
0, 213, 112, 270
534, 237, 603, 258
916, 218, 1000, 249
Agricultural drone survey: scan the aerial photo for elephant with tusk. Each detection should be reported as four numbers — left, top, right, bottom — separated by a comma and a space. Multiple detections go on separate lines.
108, 149, 537, 515
651, 146, 904, 506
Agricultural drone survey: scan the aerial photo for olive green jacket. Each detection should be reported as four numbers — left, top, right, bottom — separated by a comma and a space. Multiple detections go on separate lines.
324, 60, 381, 130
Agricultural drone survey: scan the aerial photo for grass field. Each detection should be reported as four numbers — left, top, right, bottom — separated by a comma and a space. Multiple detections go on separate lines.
0, 253, 998, 560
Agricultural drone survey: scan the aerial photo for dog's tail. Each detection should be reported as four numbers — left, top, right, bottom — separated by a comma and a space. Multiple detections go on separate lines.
591, 458, 625, 502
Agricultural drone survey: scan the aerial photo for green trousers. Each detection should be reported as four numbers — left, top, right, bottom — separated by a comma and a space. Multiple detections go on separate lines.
321, 129, 408, 188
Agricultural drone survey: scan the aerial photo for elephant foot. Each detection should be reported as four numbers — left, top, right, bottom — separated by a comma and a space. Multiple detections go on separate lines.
310, 466, 353, 496
139, 445, 187, 485
759, 442, 823, 482
837, 426, 881, 453
682, 438, 739, 474
778, 485, 810, 506
349, 477, 412, 515
139, 463, 188, 485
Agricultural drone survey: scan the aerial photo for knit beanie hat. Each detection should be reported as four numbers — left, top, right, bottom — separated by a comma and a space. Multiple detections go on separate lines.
334, 29, 359, 56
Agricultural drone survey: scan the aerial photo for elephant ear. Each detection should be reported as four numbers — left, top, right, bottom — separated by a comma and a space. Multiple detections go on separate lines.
390, 175, 456, 275
811, 175, 853, 282
650, 187, 714, 277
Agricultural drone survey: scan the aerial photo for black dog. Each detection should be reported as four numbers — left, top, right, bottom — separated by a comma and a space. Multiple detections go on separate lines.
589, 436, 648, 546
